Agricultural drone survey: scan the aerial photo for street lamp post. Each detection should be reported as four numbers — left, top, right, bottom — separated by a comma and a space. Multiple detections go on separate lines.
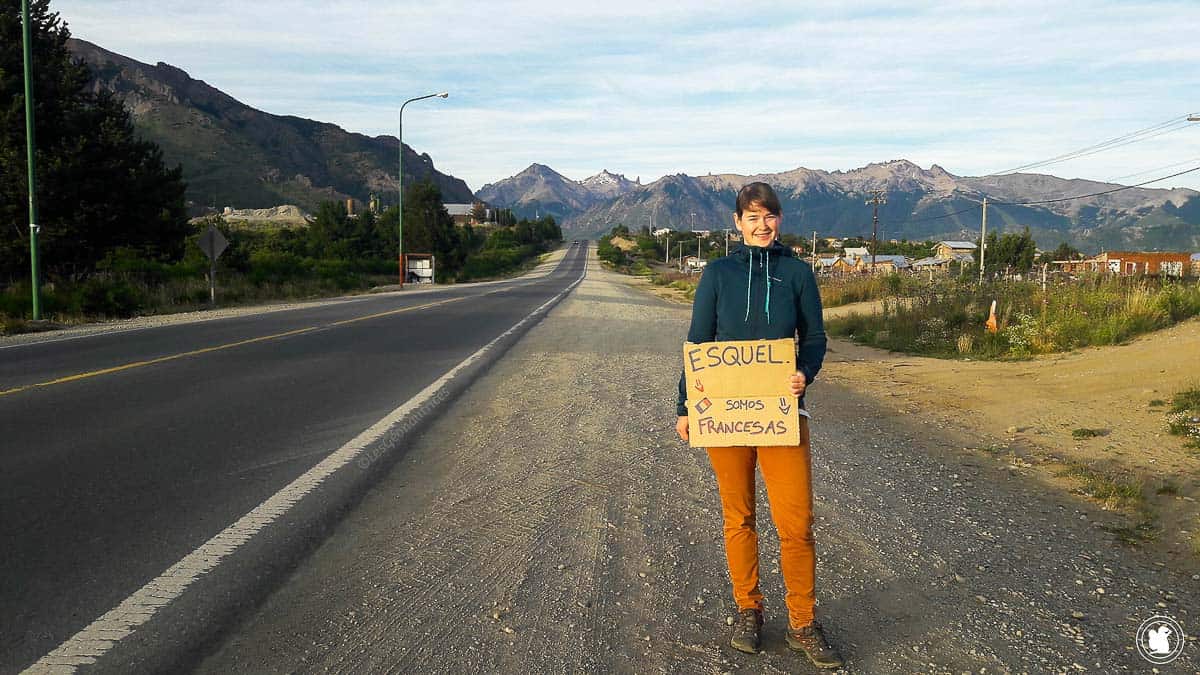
398, 91, 448, 287
21, 0, 41, 320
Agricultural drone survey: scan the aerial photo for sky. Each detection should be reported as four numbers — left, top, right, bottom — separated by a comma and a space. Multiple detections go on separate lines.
55, 0, 1200, 194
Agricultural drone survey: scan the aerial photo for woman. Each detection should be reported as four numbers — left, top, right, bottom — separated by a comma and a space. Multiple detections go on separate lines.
674, 182, 842, 668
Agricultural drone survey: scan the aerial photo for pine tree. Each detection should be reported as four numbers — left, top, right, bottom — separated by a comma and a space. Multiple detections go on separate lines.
0, 0, 188, 281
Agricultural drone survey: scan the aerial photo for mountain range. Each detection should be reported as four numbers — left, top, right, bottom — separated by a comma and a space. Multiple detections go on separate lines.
483, 161, 1200, 252
476, 165, 639, 222
68, 38, 474, 215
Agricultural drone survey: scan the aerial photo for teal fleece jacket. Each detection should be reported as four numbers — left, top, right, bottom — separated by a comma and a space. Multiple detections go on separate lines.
676, 240, 827, 417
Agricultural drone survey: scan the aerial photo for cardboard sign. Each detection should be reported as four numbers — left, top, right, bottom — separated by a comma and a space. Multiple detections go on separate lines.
683, 338, 803, 447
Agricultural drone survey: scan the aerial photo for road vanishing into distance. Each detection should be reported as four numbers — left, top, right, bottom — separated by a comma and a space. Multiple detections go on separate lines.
1, 243, 588, 673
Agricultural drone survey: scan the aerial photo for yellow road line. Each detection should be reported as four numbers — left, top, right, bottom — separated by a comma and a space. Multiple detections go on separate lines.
0, 296, 463, 398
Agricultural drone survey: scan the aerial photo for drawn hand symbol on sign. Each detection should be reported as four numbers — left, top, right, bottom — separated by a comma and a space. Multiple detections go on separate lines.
695, 379, 704, 392
778, 398, 792, 415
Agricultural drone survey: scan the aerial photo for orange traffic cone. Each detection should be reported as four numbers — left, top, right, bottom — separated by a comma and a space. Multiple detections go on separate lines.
985, 300, 998, 333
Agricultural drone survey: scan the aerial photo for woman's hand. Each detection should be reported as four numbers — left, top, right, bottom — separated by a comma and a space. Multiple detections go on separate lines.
676, 415, 690, 441
789, 371, 806, 398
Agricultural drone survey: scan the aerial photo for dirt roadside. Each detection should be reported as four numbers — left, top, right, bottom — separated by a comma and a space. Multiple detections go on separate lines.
621, 270, 1200, 567
196, 249, 1197, 674
822, 315, 1200, 564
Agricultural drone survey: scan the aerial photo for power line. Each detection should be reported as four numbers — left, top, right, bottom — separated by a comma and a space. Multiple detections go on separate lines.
866, 114, 1200, 233
1008, 122, 1195, 170
988, 164, 1200, 205
1107, 156, 1200, 183
987, 114, 1197, 175
881, 164, 1200, 226
896, 204, 981, 224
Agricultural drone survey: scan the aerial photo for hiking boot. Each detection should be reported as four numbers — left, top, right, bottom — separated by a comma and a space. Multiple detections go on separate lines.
729, 608, 763, 654
786, 619, 844, 669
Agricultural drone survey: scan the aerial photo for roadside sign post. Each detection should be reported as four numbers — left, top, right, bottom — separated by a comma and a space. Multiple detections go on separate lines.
198, 224, 228, 305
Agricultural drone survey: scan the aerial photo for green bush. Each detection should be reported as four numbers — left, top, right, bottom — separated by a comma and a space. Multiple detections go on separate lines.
1167, 385, 1200, 449
80, 276, 147, 317
458, 245, 538, 281
597, 235, 628, 267
248, 251, 312, 284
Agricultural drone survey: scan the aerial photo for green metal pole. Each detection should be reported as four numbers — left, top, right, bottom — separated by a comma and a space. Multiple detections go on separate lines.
21, 0, 42, 320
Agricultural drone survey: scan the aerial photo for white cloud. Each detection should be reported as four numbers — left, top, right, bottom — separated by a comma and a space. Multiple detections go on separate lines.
56, 0, 1200, 192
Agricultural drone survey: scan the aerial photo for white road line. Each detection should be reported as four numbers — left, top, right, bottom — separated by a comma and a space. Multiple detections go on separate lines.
22, 257, 587, 674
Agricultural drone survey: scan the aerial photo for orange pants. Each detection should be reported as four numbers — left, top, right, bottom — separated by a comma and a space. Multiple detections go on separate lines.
706, 418, 815, 629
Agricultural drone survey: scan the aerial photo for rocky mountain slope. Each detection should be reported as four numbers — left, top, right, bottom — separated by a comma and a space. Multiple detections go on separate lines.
476, 164, 638, 222
69, 39, 474, 215
488, 160, 1200, 252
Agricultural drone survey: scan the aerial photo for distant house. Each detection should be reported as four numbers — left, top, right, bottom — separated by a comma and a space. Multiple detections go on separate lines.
854, 254, 911, 273
1056, 251, 1193, 277
934, 241, 977, 259
444, 203, 474, 225
444, 201, 490, 226
680, 255, 706, 273
652, 227, 673, 237
822, 237, 845, 249
814, 256, 840, 274
842, 246, 870, 262
912, 252, 973, 273
691, 230, 712, 239
790, 245, 807, 258
1191, 253, 1200, 277
831, 257, 857, 274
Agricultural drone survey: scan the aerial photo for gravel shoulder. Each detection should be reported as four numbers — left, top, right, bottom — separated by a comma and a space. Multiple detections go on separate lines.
196, 252, 1198, 674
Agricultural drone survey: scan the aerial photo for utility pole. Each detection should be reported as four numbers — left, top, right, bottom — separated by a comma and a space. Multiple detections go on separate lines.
677, 241, 683, 270
21, 0, 41, 320
811, 230, 817, 265
866, 190, 886, 274
978, 197, 988, 285
725, 229, 730, 256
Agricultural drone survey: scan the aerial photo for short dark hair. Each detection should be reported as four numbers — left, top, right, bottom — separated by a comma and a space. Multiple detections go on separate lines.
735, 181, 782, 218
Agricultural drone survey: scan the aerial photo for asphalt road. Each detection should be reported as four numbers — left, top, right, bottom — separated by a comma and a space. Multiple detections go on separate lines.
1, 243, 588, 673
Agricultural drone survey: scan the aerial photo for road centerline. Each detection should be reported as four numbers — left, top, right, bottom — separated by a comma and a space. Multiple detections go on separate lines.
0, 295, 470, 398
